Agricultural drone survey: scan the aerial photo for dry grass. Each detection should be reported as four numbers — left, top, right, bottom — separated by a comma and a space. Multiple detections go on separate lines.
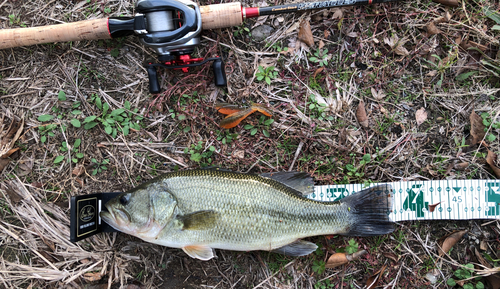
1, 0, 500, 288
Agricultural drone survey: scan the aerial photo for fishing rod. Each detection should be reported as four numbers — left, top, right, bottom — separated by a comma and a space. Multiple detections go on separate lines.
0, 0, 455, 93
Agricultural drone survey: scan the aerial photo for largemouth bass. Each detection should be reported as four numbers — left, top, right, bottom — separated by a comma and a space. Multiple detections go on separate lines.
101, 169, 394, 260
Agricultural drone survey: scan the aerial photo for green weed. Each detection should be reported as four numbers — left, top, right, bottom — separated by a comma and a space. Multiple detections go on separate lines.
312, 260, 326, 275
244, 115, 274, 137
233, 24, 251, 37
217, 130, 238, 145
345, 239, 359, 254
54, 139, 84, 164
307, 94, 333, 121
314, 279, 334, 289
309, 49, 329, 67
480, 112, 500, 142
447, 264, 484, 289
8, 14, 26, 27
84, 97, 143, 138
184, 141, 215, 166
91, 158, 109, 175
256, 66, 278, 85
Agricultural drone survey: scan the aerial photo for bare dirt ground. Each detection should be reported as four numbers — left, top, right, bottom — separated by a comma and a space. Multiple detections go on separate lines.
1, 0, 500, 288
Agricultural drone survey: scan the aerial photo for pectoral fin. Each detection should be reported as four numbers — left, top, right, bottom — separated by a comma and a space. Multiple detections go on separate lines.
182, 245, 215, 260
177, 210, 219, 230
271, 240, 318, 256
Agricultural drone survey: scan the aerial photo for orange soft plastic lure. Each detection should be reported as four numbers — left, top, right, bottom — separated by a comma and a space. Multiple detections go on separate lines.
216, 103, 272, 129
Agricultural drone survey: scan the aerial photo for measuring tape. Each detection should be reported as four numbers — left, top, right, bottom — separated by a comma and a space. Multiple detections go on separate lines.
310, 180, 500, 222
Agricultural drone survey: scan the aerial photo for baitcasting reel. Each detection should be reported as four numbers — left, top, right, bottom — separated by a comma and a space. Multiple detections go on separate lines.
109, 0, 227, 93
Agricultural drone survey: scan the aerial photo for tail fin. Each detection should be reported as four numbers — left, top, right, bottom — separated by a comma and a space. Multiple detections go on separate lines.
340, 184, 394, 236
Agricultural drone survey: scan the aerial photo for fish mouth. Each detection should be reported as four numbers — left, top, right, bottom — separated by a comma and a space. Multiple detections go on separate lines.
100, 204, 129, 231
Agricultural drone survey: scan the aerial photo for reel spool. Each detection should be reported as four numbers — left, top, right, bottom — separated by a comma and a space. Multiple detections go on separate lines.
134, 0, 226, 93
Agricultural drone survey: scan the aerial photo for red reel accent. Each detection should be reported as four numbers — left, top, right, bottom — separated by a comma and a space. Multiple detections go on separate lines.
164, 55, 204, 73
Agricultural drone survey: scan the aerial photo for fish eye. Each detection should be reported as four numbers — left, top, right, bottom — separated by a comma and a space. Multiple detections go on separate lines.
119, 194, 130, 205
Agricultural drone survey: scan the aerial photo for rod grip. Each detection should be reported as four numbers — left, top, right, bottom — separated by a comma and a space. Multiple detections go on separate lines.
0, 18, 111, 50
200, 2, 243, 30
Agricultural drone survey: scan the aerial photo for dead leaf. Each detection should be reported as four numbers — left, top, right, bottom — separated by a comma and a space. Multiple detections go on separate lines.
486, 150, 500, 178
298, 19, 314, 47
4, 185, 23, 204
0, 116, 24, 172
0, 158, 11, 173
384, 35, 410, 56
428, 202, 441, 213
426, 70, 438, 77
454, 162, 469, 171
475, 248, 492, 269
438, 230, 467, 257
366, 265, 387, 289
426, 21, 441, 35
318, 40, 325, 50
324, 30, 331, 39
313, 67, 324, 78
83, 272, 102, 282
415, 108, 428, 126
16, 161, 32, 177
480, 239, 488, 251
75, 178, 84, 187
326, 250, 367, 268
356, 101, 369, 128
280, 47, 296, 55
332, 8, 343, 19
233, 150, 245, 159
326, 252, 348, 268
370, 87, 386, 101
346, 32, 358, 38
0, 116, 24, 157
31, 182, 43, 188
470, 110, 486, 145
72, 165, 85, 176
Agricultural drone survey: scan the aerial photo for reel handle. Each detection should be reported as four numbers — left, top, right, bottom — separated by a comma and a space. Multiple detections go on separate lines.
146, 65, 161, 94
212, 58, 227, 87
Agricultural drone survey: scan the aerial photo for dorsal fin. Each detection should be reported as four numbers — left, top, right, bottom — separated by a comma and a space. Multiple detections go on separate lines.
260, 172, 314, 196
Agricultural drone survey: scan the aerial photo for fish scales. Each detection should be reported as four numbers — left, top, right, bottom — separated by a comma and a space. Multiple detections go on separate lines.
155, 170, 353, 250
101, 169, 394, 260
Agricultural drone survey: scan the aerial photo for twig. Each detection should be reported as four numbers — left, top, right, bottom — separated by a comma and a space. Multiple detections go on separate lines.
289, 141, 304, 172
252, 260, 295, 289
137, 143, 188, 168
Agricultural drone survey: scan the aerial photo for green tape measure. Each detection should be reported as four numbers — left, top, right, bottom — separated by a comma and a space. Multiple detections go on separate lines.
311, 180, 500, 221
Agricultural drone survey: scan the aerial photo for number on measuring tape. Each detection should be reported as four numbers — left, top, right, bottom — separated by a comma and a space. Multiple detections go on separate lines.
452, 196, 462, 203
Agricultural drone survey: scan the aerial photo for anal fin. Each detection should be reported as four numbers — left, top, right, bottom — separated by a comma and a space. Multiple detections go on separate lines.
182, 245, 215, 260
271, 240, 318, 256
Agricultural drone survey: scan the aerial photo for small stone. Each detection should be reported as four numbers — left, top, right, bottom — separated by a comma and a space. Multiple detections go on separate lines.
251, 25, 274, 42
